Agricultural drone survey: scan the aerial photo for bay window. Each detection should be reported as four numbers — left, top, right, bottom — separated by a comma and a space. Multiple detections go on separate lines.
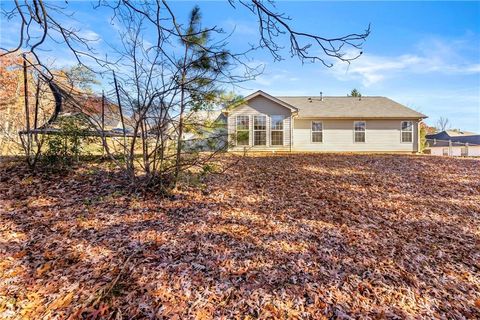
236, 115, 249, 145
271, 115, 284, 146
254, 115, 267, 145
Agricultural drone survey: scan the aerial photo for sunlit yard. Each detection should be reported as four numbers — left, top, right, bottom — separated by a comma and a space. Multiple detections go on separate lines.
1, 154, 479, 318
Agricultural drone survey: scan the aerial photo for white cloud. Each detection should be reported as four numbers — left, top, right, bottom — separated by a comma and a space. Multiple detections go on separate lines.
222, 19, 257, 36
250, 69, 300, 87
77, 29, 102, 44
331, 37, 480, 87
386, 86, 480, 132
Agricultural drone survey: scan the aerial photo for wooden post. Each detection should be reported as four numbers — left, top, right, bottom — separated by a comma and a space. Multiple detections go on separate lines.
113, 71, 128, 163
22, 54, 31, 160
101, 90, 106, 155
101, 90, 105, 132
34, 77, 40, 129
23, 54, 30, 133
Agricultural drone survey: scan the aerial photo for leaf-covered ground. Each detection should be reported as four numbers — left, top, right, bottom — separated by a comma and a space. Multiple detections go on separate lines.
1, 154, 479, 319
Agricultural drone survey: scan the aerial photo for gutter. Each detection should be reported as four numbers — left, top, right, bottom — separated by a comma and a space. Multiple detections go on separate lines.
290, 111, 298, 153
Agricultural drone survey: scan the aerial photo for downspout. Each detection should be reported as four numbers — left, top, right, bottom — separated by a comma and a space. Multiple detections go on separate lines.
223, 110, 230, 152
417, 119, 421, 154
290, 113, 296, 153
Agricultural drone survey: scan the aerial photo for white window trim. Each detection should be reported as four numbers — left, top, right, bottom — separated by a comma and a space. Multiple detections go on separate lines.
311, 120, 323, 143
253, 115, 267, 146
270, 115, 285, 146
353, 120, 366, 143
400, 120, 414, 143
235, 115, 250, 146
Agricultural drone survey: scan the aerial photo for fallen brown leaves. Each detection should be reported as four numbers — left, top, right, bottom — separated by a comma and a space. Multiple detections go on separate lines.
0, 154, 479, 319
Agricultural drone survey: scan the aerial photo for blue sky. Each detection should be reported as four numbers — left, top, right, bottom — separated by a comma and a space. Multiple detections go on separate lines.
1, 1, 479, 131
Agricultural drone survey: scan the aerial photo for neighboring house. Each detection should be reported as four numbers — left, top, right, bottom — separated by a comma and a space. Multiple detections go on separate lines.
224, 90, 427, 153
183, 110, 228, 151
425, 130, 480, 157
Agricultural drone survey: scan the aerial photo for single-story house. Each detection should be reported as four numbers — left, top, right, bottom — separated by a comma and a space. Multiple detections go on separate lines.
425, 130, 480, 157
224, 90, 427, 153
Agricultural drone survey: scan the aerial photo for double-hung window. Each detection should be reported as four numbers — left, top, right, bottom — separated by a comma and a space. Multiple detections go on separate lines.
236, 115, 249, 146
401, 121, 413, 143
354, 121, 366, 143
271, 115, 284, 146
442, 148, 449, 156
461, 146, 468, 157
253, 115, 267, 146
311, 121, 323, 143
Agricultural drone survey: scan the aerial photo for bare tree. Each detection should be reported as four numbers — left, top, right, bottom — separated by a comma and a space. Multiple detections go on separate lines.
0, 0, 110, 78
1, 0, 369, 70
229, 0, 370, 66
0, 54, 52, 161
1, 0, 371, 188
436, 117, 450, 132
66, 2, 255, 188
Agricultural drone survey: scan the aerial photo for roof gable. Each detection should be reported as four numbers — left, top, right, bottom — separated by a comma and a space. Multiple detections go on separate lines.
227, 90, 298, 113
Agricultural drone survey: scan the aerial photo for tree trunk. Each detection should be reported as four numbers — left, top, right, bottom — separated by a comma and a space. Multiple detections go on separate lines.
174, 45, 189, 185
22, 54, 32, 167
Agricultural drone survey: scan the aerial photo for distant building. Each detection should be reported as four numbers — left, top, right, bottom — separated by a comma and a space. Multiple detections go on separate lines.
426, 130, 480, 157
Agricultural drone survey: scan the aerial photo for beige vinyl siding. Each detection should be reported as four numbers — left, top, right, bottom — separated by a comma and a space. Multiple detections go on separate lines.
228, 96, 292, 151
293, 119, 419, 152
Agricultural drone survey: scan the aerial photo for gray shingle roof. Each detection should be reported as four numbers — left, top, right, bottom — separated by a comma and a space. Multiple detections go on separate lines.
425, 139, 477, 147
426, 131, 480, 146
275, 96, 427, 119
